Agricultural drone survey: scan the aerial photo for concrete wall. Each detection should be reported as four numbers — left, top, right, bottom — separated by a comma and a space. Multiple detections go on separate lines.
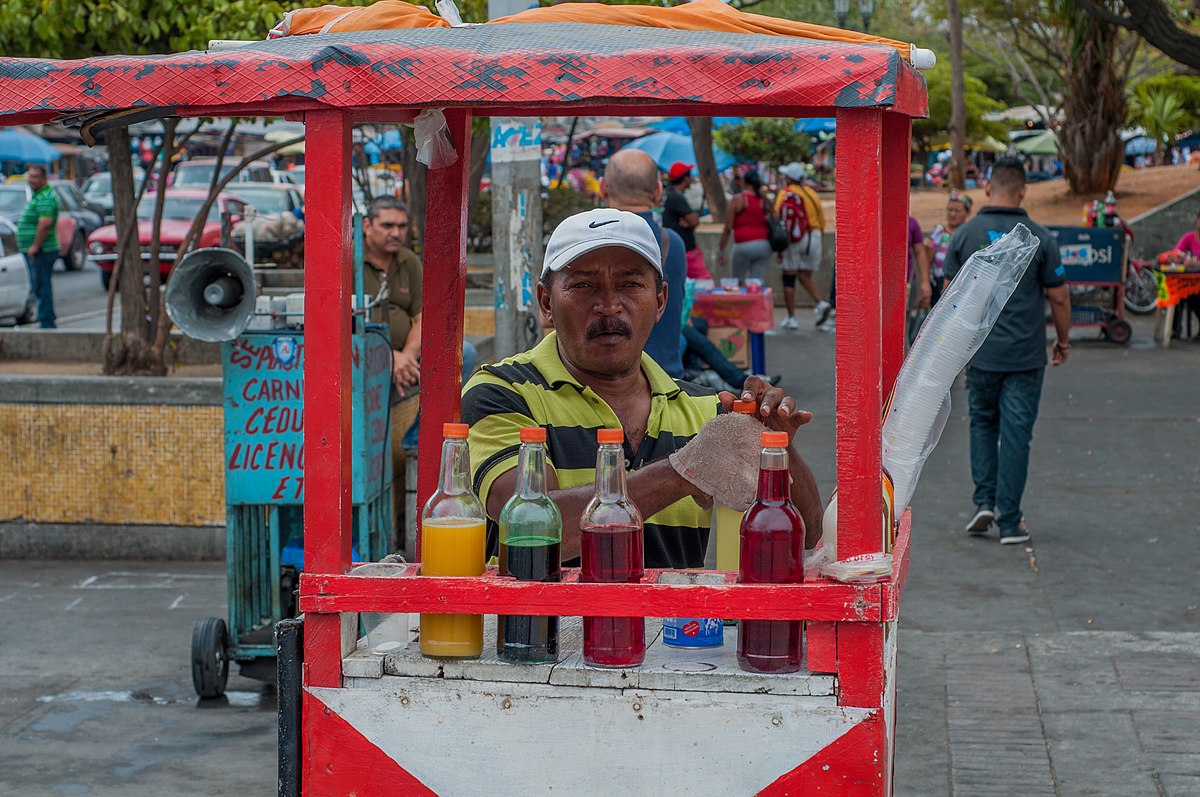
1128, 187, 1200, 262
0, 330, 220, 364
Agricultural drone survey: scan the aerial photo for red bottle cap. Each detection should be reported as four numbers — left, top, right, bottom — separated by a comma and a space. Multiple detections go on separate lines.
762, 431, 789, 448
519, 427, 547, 443
597, 429, 624, 445
732, 400, 757, 414
443, 423, 469, 439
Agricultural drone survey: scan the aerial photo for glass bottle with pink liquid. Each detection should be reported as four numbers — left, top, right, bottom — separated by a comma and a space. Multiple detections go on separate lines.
737, 430, 806, 674
580, 428, 645, 668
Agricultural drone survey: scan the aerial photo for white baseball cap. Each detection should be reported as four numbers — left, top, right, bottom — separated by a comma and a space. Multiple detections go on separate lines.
779, 162, 806, 181
541, 208, 662, 277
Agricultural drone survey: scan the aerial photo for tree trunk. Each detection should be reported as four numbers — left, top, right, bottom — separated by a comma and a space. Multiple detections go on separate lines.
687, 117, 726, 221
103, 126, 166, 376
402, 138, 429, 252
1058, 17, 1126, 195
467, 117, 490, 226
946, 0, 968, 190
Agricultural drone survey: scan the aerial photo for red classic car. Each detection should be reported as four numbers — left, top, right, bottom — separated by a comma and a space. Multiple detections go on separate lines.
87, 189, 245, 289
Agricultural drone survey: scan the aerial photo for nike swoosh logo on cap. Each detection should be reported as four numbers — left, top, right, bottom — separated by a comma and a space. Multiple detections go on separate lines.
588, 219, 619, 228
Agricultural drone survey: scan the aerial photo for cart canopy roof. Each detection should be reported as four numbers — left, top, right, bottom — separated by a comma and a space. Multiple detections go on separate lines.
0, 1, 927, 126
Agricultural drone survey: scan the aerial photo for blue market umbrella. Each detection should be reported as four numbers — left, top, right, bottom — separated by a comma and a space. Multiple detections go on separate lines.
624, 131, 737, 172
0, 127, 61, 164
1124, 136, 1155, 156
796, 118, 836, 135
649, 117, 744, 135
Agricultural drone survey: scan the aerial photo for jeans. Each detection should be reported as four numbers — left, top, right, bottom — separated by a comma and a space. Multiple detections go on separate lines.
401, 339, 478, 450
25, 250, 57, 328
682, 317, 748, 388
966, 366, 1045, 530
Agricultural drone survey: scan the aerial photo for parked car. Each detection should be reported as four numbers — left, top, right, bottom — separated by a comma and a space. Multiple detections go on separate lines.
229, 184, 304, 218
0, 217, 34, 324
81, 168, 149, 225
0, 181, 105, 271
172, 158, 274, 188
87, 189, 246, 290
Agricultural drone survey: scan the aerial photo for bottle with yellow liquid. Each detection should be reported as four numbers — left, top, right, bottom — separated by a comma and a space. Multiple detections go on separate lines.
419, 422, 486, 659
713, 400, 759, 572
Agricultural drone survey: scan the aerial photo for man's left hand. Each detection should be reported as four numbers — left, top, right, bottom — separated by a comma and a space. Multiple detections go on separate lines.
719, 375, 813, 444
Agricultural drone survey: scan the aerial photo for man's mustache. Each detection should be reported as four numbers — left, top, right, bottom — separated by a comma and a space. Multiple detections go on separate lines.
586, 319, 632, 340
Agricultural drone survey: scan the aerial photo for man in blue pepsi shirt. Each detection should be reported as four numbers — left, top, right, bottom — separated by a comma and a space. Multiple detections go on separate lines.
943, 156, 1072, 545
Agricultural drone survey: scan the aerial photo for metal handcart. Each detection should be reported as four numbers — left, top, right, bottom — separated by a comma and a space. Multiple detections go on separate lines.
1048, 225, 1131, 344
0, 5, 930, 793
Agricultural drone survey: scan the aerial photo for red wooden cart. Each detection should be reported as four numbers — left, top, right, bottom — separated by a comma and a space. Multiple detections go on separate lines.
0, 7, 927, 793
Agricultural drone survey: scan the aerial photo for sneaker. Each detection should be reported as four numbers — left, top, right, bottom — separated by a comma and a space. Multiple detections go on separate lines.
814, 300, 832, 327
820, 320, 836, 333
999, 520, 1031, 545
965, 506, 994, 534
782, 315, 800, 330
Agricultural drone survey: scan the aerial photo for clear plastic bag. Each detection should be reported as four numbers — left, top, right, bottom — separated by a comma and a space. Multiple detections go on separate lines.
820, 553, 893, 584
409, 109, 458, 169
883, 224, 1040, 516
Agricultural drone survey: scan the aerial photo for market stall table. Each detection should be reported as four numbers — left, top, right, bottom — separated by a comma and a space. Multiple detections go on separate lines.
1152, 269, 1200, 348
690, 288, 776, 374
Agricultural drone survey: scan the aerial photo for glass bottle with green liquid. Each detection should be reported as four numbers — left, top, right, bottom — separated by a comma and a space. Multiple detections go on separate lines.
497, 427, 562, 664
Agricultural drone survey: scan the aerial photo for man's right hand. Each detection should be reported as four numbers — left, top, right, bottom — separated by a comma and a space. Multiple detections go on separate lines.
392, 350, 420, 389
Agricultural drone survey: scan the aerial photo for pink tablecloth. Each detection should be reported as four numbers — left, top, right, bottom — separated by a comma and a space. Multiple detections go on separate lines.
690, 289, 775, 334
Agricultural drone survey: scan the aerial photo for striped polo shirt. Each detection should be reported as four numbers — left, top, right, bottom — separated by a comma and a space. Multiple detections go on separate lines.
16, 185, 59, 252
461, 331, 721, 569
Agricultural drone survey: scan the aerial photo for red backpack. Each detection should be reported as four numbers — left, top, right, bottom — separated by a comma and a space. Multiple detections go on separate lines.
779, 190, 811, 244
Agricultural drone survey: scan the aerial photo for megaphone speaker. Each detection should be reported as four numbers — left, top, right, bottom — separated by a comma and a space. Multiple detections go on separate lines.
166, 247, 257, 342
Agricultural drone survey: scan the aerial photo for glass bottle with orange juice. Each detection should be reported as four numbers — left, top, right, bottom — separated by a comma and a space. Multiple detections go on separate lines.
419, 422, 486, 659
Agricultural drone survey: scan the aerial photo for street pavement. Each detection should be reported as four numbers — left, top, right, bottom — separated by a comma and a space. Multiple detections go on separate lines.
0, 258, 111, 330
1, 307, 1197, 795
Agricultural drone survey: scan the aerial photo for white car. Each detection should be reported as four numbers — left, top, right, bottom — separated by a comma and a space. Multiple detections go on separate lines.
0, 218, 34, 325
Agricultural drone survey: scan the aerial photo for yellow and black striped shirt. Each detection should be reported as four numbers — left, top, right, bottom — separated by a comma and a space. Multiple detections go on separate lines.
461, 331, 721, 568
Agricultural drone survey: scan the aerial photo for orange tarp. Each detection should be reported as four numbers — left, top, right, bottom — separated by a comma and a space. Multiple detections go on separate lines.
278, 0, 911, 60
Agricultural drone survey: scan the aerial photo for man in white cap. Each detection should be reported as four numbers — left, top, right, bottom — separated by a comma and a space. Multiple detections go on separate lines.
775, 162, 831, 329
462, 208, 822, 569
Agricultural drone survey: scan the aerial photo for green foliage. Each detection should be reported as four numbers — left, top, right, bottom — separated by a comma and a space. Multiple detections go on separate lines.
713, 118, 810, 169
1131, 73, 1200, 129
1129, 89, 1190, 158
912, 61, 1007, 150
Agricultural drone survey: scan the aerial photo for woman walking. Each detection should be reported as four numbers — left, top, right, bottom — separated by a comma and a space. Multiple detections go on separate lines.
718, 170, 773, 283
925, 191, 973, 305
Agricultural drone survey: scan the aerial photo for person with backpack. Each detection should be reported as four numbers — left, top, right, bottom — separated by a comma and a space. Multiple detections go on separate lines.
774, 162, 831, 329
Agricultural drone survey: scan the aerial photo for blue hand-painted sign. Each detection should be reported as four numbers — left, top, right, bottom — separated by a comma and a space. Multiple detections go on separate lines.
222, 330, 393, 505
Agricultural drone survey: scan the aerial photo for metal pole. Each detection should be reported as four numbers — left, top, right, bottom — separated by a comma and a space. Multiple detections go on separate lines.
489, 0, 544, 359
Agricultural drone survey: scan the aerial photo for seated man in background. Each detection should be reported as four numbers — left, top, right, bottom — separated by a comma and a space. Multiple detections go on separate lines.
360, 196, 477, 449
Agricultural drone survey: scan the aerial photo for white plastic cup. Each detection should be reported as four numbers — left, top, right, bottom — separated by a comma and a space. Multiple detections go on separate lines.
350, 563, 410, 655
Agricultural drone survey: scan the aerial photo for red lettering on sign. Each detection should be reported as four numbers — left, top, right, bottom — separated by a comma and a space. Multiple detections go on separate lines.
271, 477, 289, 501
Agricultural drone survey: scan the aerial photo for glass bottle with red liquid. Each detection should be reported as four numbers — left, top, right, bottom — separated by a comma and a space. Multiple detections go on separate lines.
580, 428, 645, 668
737, 430, 806, 674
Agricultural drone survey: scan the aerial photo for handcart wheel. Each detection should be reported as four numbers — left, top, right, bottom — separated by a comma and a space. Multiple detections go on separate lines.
191, 616, 230, 699
1105, 319, 1132, 345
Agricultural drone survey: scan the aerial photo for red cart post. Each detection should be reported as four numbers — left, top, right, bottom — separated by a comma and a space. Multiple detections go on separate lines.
0, 8, 929, 794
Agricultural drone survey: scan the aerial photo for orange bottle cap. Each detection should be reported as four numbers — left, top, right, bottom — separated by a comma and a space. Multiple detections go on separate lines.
762, 431, 789, 447
519, 427, 547, 443
443, 423, 469, 439
596, 428, 624, 445
732, 400, 757, 414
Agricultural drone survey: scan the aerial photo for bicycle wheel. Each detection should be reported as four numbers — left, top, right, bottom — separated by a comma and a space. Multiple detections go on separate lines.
1123, 265, 1158, 315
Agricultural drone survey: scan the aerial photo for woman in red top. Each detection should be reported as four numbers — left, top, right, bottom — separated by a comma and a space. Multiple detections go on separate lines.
718, 170, 773, 283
